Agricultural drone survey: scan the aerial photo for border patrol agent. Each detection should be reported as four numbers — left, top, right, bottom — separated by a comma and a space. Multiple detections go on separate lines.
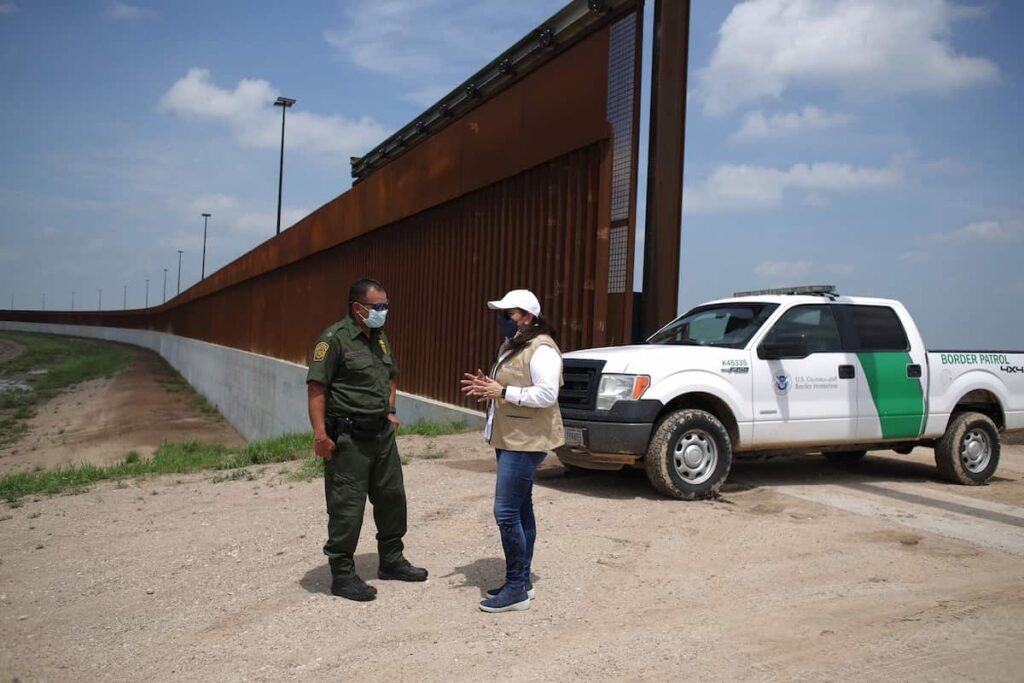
306, 278, 428, 602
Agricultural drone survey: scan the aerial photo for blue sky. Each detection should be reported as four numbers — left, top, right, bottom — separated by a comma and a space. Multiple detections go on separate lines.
1, 0, 1021, 348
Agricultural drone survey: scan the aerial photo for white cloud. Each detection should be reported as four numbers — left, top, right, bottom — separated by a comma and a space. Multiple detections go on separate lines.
697, 0, 999, 116
732, 106, 855, 142
933, 220, 1024, 243
178, 194, 310, 242
755, 260, 811, 278
110, 2, 156, 20
0, 3, 16, 15
684, 161, 901, 213
900, 251, 930, 263
160, 68, 388, 158
325, 0, 563, 106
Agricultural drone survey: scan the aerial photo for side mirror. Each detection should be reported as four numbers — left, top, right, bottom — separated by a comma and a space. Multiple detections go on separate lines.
759, 333, 809, 360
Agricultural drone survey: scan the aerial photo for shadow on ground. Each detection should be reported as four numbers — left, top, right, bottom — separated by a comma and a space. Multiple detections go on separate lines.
300, 554, 380, 595
438, 557, 543, 596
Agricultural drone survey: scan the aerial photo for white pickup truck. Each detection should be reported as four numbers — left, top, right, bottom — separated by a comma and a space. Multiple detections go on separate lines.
556, 286, 1024, 499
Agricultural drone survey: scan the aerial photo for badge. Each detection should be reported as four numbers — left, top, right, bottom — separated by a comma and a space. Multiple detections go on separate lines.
379, 339, 388, 355
313, 342, 329, 362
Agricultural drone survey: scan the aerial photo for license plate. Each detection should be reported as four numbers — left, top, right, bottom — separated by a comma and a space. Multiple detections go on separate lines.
564, 426, 585, 447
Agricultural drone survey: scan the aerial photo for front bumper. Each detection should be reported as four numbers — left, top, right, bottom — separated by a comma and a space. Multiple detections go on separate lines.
556, 400, 661, 468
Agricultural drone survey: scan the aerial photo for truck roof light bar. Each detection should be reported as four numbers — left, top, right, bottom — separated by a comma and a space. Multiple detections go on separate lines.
733, 285, 838, 298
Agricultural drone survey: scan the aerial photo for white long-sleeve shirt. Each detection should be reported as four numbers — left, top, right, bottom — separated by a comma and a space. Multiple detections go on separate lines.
484, 344, 561, 443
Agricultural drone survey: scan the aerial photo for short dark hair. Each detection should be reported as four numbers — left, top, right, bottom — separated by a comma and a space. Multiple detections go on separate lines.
348, 278, 385, 304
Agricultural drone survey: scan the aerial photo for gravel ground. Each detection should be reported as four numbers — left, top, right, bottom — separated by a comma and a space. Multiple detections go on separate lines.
2, 433, 1023, 682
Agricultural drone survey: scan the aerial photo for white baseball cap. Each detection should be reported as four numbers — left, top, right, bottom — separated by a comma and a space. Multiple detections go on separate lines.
487, 289, 541, 317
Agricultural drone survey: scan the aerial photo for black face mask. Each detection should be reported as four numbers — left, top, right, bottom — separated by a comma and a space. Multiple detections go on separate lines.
498, 312, 519, 339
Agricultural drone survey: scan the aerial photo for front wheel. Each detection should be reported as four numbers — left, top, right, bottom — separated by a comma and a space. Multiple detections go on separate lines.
644, 409, 732, 500
934, 411, 1000, 485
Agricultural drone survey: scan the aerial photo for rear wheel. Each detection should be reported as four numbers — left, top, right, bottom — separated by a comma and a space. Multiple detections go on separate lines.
934, 411, 1000, 485
824, 450, 867, 463
644, 409, 732, 500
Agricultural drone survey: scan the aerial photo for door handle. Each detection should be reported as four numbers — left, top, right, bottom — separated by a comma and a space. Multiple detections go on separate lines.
839, 365, 855, 379
907, 364, 922, 378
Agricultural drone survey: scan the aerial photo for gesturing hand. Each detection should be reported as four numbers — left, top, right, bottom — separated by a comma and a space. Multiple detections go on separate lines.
460, 369, 503, 403
460, 369, 487, 396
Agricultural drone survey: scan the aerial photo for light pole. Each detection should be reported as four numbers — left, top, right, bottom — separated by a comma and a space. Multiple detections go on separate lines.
201, 213, 211, 280
274, 96, 296, 235
163, 268, 168, 303
42, 293, 45, 311
176, 250, 183, 295
145, 279, 150, 308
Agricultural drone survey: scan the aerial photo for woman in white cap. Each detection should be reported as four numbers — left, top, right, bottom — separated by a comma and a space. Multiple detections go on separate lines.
460, 289, 564, 613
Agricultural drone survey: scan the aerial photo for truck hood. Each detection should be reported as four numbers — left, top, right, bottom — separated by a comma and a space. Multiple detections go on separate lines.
564, 344, 742, 379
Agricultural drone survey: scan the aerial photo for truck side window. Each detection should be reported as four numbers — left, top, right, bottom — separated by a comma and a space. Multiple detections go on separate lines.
766, 305, 843, 355
845, 305, 909, 351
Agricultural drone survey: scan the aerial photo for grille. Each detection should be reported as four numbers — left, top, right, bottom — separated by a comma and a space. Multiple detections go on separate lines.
559, 358, 606, 411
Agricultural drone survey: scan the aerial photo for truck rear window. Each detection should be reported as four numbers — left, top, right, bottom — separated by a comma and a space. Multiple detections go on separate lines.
648, 303, 778, 349
843, 305, 909, 351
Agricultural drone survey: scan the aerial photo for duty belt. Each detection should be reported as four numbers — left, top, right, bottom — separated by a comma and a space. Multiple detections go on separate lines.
325, 414, 390, 440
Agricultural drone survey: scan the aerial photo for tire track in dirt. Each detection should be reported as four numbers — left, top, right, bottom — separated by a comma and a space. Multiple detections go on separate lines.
0, 338, 25, 364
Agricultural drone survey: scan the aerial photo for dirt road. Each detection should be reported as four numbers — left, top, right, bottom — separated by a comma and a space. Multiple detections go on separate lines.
0, 338, 23, 365
0, 348, 244, 475
2, 434, 1022, 681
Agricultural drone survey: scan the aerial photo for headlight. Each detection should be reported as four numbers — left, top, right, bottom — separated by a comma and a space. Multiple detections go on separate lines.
596, 374, 651, 410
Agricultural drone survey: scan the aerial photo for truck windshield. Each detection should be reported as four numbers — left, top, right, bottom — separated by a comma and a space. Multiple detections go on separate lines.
647, 303, 778, 348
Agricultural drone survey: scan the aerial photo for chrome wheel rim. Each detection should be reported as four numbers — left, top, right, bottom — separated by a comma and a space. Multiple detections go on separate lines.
960, 429, 991, 474
672, 429, 717, 485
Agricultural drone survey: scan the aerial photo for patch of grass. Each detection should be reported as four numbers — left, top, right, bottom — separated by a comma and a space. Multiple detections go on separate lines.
287, 456, 324, 482
398, 419, 467, 437
0, 432, 315, 503
157, 367, 225, 421
401, 441, 449, 465
211, 469, 259, 484
0, 332, 133, 448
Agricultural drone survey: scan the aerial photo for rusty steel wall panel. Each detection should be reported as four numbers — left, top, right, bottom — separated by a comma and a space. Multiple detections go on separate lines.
3, 4, 646, 412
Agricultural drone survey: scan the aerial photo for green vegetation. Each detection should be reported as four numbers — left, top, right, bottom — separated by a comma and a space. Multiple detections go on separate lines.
0, 432, 314, 503
0, 331, 133, 447
158, 366, 223, 420
397, 419, 467, 437
0, 410, 470, 502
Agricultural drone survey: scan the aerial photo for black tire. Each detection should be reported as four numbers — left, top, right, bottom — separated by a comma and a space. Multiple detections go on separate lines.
824, 450, 867, 463
935, 412, 1000, 485
644, 409, 732, 500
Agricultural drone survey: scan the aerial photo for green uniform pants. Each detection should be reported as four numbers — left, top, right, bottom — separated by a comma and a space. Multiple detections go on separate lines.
323, 425, 407, 579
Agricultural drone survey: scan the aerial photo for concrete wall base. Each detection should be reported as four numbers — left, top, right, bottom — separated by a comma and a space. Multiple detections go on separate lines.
0, 322, 484, 442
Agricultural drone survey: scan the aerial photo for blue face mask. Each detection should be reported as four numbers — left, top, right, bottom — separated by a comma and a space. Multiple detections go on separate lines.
356, 303, 388, 329
364, 308, 387, 329
498, 314, 518, 339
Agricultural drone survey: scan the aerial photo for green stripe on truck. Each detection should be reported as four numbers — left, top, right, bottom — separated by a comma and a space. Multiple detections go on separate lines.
858, 352, 925, 439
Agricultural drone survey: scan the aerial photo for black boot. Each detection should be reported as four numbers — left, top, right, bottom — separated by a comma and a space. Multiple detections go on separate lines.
378, 559, 428, 582
331, 575, 377, 601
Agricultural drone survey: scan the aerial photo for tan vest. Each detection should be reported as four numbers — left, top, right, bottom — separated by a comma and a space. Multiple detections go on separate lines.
491, 335, 565, 452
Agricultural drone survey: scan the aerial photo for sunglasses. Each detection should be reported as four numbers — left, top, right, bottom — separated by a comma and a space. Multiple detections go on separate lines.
353, 301, 390, 312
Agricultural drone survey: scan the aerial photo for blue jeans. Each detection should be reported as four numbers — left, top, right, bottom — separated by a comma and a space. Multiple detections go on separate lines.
493, 449, 547, 589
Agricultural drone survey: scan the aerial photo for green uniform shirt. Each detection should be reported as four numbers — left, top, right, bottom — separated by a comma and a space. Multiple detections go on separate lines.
306, 316, 399, 417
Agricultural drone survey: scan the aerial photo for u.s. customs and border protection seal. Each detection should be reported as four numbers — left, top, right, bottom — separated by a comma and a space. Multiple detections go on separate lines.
313, 341, 330, 362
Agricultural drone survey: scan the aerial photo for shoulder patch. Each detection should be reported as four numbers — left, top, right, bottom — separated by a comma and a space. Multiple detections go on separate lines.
379, 339, 388, 355
313, 341, 330, 362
